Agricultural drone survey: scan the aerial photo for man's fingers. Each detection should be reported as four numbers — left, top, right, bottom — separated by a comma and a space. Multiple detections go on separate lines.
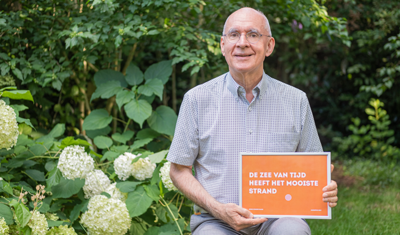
323, 190, 337, 198
323, 196, 338, 203
329, 202, 337, 208
331, 164, 334, 173
323, 180, 337, 192
233, 217, 267, 231
237, 207, 253, 219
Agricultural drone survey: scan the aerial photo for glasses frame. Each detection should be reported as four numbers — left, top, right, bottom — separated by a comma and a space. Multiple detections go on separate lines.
222, 31, 271, 44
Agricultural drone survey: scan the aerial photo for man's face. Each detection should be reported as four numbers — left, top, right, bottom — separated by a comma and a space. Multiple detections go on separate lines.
221, 9, 275, 76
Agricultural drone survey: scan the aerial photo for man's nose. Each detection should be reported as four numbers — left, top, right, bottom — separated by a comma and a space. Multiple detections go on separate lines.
236, 33, 250, 47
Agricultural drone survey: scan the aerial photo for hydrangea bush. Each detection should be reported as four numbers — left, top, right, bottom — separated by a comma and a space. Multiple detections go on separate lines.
0, 67, 191, 234
0, 100, 19, 150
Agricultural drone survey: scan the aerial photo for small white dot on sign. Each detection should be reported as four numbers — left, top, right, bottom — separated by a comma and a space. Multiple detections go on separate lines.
285, 194, 292, 201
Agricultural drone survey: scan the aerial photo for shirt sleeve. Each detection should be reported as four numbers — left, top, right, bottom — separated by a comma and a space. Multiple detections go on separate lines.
167, 92, 199, 166
296, 93, 323, 152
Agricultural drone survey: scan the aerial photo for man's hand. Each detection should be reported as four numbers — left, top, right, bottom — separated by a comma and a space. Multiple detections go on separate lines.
213, 203, 267, 231
170, 163, 267, 231
323, 164, 338, 207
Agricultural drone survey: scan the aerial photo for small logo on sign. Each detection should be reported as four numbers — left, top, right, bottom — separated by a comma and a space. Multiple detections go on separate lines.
285, 194, 292, 201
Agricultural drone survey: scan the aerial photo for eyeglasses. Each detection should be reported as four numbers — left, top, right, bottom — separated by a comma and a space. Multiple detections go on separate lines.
222, 31, 271, 44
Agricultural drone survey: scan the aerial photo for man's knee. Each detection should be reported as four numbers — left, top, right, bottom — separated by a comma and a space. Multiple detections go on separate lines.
266, 217, 311, 235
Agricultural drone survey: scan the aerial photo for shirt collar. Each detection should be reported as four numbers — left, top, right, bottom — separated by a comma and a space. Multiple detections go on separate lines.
226, 72, 268, 100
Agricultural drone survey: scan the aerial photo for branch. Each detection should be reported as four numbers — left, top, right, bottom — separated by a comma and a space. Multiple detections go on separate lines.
88, 62, 99, 72
121, 43, 138, 75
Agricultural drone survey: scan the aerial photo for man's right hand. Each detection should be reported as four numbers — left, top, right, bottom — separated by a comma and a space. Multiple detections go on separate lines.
212, 203, 268, 231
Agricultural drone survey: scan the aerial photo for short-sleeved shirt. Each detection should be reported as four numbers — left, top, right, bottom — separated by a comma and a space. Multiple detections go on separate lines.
167, 72, 322, 205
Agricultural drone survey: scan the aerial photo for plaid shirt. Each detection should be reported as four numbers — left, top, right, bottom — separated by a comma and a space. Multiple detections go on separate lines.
167, 72, 322, 205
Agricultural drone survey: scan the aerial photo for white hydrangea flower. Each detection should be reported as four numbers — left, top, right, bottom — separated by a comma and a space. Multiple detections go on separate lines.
57, 145, 94, 180
105, 182, 127, 202
132, 157, 156, 181
160, 162, 178, 191
81, 195, 131, 235
83, 170, 111, 199
114, 152, 136, 181
0, 217, 9, 235
45, 213, 59, 221
0, 100, 19, 150
46, 225, 77, 235
28, 211, 48, 235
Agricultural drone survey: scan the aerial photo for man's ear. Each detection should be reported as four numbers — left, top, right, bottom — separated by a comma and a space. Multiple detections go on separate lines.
265, 37, 275, 57
220, 36, 225, 56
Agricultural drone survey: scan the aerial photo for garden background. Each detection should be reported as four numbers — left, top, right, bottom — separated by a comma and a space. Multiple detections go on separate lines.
0, 0, 399, 234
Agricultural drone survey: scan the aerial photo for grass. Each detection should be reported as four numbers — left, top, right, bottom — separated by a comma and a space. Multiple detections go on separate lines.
307, 161, 400, 235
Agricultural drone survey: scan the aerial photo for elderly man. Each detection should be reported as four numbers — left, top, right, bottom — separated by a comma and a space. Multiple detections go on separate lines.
167, 7, 338, 235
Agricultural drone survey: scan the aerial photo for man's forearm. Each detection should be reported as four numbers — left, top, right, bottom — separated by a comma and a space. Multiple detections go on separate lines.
169, 163, 221, 217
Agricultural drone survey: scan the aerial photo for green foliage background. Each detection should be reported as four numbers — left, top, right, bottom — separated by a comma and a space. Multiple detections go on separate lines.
0, 0, 399, 234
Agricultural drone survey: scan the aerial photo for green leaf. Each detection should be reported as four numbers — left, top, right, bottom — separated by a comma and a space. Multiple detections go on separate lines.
90, 80, 124, 102
15, 203, 32, 227
147, 106, 177, 136
52, 177, 85, 198
16, 117, 34, 128
30, 144, 47, 156
116, 90, 135, 110
150, 164, 162, 185
0, 181, 13, 195
130, 138, 152, 150
59, 137, 91, 149
45, 161, 57, 172
155, 204, 168, 223
166, 204, 179, 221
48, 123, 66, 138
100, 192, 111, 198
110, 145, 129, 153
112, 130, 134, 144
144, 227, 160, 235
82, 109, 113, 131
1, 90, 34, 102
144, 60, 172, 84
125, 64, 144, 86
38, 197, 51, 213
12, 68, 23, 80
93, 136, 113, 149
148, 150, 169, 164
86, 126, 111, 139
100, 151, 120, 162
136, 128, 160, 140
125, 99, 152, 128
116, 181, 141, 193
301, 15, 311, 28
25, 169, 46, 181
10, 104, 28, 112
46, 167, 62, 190
94, 69, 127, 88
143, 184, 160, 201
0, 204, 13, 225
138, 78, 164, 100
126, 186, 153, 217
159, 221, 182, 235
47, 220, 67, 227
69, 200, 89, 223
130, 221, 146, 235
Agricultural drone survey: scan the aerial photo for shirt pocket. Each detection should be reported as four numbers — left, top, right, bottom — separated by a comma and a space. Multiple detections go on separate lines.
261, 132, 300, 152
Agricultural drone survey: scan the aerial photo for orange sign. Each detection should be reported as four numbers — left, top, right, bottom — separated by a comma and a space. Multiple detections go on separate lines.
240, 153, 331, 219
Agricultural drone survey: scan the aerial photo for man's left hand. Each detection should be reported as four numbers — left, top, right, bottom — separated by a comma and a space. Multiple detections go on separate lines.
322, 164, 338, 207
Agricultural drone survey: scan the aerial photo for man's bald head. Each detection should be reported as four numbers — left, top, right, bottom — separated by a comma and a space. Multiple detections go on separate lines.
222, 7, 272, 36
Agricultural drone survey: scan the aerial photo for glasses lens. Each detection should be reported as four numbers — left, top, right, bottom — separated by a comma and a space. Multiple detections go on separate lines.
247, 32, 260, 44
228, 32, 240, 42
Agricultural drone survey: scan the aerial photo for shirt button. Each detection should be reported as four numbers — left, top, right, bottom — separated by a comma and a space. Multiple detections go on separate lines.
248, 107, 252, 112
249, 129, 253, 134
